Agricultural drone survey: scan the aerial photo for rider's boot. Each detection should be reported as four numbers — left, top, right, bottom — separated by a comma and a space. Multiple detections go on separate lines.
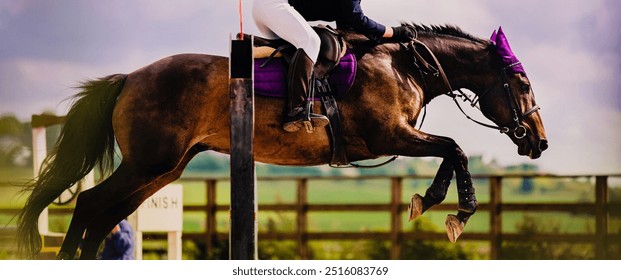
283, 48, 329, 133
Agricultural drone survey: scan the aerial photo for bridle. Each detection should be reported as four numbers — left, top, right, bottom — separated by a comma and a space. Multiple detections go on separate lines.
406, 39, 540, 139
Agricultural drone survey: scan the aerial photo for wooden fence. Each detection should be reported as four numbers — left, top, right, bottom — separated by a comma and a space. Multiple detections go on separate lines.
174, 174, 620, 259
1, 174, 620, 259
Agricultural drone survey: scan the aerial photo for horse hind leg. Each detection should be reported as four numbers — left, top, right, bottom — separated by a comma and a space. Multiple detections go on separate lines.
78, 145, 203, 259
77, 188, 148, 260
78, 187, 151, 260
56, 162, 166, 260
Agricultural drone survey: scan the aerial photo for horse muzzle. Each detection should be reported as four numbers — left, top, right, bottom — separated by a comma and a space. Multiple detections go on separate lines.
538, 139, 549, 152
526, 138, 548, 159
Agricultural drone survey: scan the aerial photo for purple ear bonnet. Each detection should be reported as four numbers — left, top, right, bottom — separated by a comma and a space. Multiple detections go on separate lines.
490, 26, 526, 76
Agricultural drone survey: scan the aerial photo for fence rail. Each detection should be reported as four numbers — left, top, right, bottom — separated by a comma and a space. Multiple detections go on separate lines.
2, 173, 620, 259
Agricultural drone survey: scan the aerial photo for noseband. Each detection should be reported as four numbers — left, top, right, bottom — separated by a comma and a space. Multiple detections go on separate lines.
407, 40, 540, 139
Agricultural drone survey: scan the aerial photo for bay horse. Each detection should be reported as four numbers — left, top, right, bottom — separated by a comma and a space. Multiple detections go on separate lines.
17, 24, 547, 259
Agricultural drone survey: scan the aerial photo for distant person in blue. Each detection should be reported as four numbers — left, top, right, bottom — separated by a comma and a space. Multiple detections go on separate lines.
253, 0, 415, 133
100, 219, 134, 260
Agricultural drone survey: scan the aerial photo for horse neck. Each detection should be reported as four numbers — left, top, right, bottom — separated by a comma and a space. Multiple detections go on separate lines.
417, 36, 494, 100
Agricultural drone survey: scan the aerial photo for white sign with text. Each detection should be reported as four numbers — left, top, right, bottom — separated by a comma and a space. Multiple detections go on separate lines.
135, 184, 183, 232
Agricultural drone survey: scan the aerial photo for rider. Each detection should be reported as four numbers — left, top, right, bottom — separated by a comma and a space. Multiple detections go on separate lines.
253, 0, 415, 132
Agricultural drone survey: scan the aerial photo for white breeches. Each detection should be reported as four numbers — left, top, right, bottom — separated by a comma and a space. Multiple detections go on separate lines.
252, 0, 321, 63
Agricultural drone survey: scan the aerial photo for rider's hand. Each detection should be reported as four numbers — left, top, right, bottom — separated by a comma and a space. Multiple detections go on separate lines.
391, 26, 415, 42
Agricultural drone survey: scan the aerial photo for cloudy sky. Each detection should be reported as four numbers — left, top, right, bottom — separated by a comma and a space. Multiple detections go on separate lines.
1, 0, 619, 174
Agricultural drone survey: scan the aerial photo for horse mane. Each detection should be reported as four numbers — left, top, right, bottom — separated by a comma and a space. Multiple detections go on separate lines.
402, 23, 489, 45
340, 23, 490, 47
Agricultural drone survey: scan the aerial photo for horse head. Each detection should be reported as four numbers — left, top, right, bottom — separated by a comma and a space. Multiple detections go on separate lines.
476, 27, 548, 159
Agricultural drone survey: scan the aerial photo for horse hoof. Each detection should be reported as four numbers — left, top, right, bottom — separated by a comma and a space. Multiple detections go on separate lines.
408, 194, 424, 221
445, 214, 464, 243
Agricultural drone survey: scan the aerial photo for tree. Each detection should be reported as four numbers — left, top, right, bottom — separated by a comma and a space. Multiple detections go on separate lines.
0, 115, 23, 136
0, 114, 31, 167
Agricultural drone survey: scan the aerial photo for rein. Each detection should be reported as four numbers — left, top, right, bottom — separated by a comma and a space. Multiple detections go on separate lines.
406, 39, 540, 139
330, 155, 398, 169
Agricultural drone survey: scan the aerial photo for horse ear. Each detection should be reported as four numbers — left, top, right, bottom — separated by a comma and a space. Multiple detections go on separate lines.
490, 29, 498, 44
495, 26, 512, 51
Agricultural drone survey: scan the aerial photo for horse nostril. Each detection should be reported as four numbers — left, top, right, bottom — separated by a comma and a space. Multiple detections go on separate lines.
539, 139, 549, 152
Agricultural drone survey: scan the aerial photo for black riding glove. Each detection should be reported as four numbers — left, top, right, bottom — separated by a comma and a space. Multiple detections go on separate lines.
392, 26, 415, 42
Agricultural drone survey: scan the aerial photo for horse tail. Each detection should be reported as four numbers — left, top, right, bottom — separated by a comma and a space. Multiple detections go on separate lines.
17, 74, 127, 259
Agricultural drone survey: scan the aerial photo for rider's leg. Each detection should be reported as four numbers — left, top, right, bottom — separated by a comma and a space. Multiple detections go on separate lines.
253, 0, 328, 132
284, 49, 313, 132
252, 0, 321, 60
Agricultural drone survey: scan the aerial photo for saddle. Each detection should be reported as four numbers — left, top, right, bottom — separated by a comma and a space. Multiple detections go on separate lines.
249, 25, 348, 77
242, 25, 353, 166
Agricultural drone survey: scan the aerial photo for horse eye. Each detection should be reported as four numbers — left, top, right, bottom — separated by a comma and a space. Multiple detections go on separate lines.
521, 84, 530, 92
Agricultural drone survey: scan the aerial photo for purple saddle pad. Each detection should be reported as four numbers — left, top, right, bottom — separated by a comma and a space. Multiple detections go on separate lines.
254, 49, 357, 99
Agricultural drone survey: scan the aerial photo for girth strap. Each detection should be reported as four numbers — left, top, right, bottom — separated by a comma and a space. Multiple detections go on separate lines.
320, 93, 349, 166
313, 78, 348, 166
316, 78, 398, 168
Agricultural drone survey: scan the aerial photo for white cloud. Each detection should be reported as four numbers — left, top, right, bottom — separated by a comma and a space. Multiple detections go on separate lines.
0, 57, 123, 119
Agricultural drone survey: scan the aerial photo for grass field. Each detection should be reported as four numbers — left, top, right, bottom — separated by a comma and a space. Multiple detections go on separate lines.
0, 166, 32, 224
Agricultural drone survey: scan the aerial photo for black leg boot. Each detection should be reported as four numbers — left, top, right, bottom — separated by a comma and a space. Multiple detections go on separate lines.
283, 48, 329, 133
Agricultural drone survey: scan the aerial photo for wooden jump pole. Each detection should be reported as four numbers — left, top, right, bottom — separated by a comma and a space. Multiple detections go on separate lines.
229, 34, 257, 260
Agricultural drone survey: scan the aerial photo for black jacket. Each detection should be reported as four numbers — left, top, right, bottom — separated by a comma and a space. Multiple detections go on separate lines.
288, 0, 386, 40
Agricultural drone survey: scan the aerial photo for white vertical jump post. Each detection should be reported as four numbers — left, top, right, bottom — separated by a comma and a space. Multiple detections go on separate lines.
128, 184, 183, 260
229, 34, 258, 260
31, 114, 94, 237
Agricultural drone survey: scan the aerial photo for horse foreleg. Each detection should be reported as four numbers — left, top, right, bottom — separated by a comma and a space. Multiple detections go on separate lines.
445, 156, 478, 243
408, 151, 478, 242
408, 159, 453, 221
371, 127, 478, 243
